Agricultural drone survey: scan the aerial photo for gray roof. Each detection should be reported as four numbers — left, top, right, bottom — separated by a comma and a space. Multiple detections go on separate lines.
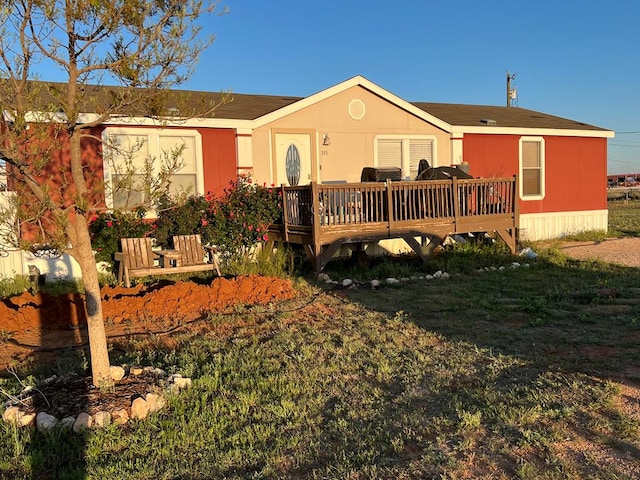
8, 81, 608, 132
410, 102, 606, 131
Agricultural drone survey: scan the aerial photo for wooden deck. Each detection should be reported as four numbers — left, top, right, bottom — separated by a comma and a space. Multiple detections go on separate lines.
268, 176, 519, 271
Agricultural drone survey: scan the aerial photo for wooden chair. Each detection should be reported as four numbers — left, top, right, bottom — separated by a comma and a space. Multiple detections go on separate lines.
172, 234, 221, 277
117, 237, 160, 288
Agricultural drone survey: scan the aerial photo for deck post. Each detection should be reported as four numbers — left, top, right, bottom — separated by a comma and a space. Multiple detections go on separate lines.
385, 179, 394, 233
310, 182, 322, 270
281, 184, 290, 242
452, 176, 460, 231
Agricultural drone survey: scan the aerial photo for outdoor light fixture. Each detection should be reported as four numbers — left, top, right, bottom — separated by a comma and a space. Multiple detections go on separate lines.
322, 133, 330, 146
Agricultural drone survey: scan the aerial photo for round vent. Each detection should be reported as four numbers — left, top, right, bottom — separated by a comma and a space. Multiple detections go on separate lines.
348, 99, 366, 120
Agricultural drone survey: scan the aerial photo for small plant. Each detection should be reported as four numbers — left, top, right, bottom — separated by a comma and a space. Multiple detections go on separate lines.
0, 275, 30, 298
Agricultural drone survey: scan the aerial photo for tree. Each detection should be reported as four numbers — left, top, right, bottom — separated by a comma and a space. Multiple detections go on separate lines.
0, 0, 224, 387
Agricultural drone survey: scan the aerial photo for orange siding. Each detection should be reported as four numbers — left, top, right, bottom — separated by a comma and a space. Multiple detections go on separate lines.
200, 128, 237, 196
463, 134, 607, 214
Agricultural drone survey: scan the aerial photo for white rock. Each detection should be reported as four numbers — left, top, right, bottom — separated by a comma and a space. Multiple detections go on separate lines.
36, 412, 58, 432
499, 266, 506, 271
317, 273, 331, 283
433, 270, 443, 279
440, 272, 450, 280
400, 277, 410, 282
146, 393, 166, 413
519, 247, 538, 259
524, 263, 530, 268
511, 262, 521, 268
110, 366, 126, 381
152, 368, 167, 377
93, 411, 111, 428
418, 276, 424, 280
385, 278, 399, 284
490, 266, 497, 271
130, 366, 144, 376
60, 416, 75, 430
131, 397, 150, 420
18, 413, 36, 428
371, 279, 381, 288
2, 406, 21, 424
342, 278, 353, 287
73, 412, 93, 432
425, 274, 434, 280
171, 377, 192, 391
112, 408, 129, 425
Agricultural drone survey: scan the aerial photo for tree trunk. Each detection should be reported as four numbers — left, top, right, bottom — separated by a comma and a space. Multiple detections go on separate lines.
66, 123, 112, 387
73, 219, 112, 387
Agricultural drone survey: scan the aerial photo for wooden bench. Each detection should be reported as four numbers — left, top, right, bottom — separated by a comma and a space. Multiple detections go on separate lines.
115, 236, 220, 288
172, 234, 221, 277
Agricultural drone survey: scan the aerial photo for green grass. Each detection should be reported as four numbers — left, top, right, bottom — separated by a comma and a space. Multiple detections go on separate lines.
0, 200, 638, 479
608, 198, 640, 236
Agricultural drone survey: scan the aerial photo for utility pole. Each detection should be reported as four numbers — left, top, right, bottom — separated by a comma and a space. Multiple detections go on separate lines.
506, 71, 516, 107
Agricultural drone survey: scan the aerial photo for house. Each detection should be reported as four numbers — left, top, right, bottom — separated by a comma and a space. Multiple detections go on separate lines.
0, 76, 613, 278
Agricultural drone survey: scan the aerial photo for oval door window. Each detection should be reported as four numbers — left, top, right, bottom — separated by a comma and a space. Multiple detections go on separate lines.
285, 144, 301, 186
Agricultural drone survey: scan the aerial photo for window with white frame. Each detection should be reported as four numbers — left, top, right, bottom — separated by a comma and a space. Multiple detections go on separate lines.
375, 136, 435, 180
519, 137, 545, 199
103, 128, 203, 210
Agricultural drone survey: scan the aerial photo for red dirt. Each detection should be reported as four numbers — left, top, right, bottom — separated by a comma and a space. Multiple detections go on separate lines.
0, 275, 297, 370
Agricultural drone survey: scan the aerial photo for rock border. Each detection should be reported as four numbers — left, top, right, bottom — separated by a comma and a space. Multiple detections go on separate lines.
2, 365, 192, 433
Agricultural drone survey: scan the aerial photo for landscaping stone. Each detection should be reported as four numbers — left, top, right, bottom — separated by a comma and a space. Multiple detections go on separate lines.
2, 406, 20, 424
171, 377, 192, 392
110, 365, 126, 381
371, 279, 381, 288
93, 411, 111, 428
146, 393, 165, 413
60, 416, 75, 430
112, 408, 129, 425
130, 366, 144, 376
73, 412, 93, 432
385, 278, 399, 284
36, 412, 58, 432
131, 397, 150, 420
342, 278, 353, 287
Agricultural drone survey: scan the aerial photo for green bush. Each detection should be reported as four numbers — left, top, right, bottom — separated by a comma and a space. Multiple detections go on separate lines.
153, 175, 282, 263
153, 194, 218, 248
89, 208, 153, 271
208, 175, 281, 259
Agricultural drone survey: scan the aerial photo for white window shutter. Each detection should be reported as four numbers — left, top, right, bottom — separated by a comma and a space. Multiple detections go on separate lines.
409, 139, 433, 179
377, 140, 402, 168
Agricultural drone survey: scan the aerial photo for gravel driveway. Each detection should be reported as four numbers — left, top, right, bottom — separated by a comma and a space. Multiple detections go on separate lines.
558, 237, 640, 267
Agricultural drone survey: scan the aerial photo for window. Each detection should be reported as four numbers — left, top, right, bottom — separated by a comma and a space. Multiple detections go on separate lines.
375, 136, 435, 180
103, 128, 203, 210
519, 137, 545, 199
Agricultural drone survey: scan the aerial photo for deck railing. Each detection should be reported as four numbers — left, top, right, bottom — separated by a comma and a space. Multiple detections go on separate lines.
280, 176, 516, 231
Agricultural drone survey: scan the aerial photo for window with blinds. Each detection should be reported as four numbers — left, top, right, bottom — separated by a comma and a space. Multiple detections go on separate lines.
376, 137, 434, 179
519, 137, 545, 199
105, 128, 202, 210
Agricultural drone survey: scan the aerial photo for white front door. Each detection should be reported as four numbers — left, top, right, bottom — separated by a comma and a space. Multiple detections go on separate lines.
273, 132, 316, 186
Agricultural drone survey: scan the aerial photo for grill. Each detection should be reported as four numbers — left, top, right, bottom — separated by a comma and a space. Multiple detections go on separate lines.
360, 167, 402, 182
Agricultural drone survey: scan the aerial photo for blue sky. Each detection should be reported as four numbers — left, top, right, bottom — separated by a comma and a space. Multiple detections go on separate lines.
185, 0, 640, 174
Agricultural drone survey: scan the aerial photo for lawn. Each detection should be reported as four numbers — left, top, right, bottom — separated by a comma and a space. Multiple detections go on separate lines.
0, 201, 639, 479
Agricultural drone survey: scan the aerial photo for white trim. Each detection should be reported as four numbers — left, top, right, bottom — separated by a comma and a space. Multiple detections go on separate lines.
451, 125, 614, 138
519, 136, 545, 201
101, 126, 204, 210
519, 209, 608, 241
